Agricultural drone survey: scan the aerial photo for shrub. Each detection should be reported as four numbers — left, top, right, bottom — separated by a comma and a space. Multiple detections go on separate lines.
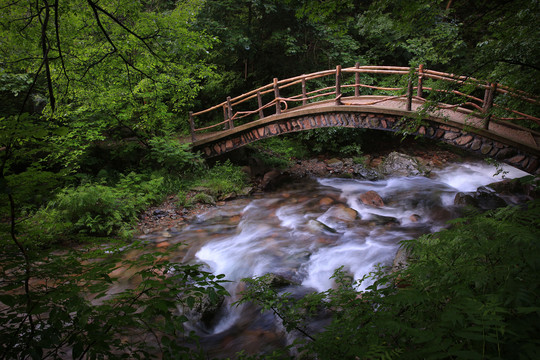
194, 160, 249, 198
147, 136, 204, 173
35, 173, 166, 239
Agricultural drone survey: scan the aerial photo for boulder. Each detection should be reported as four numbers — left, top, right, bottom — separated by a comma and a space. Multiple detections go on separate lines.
359, 190, 384, 207
380, 152, 426, 177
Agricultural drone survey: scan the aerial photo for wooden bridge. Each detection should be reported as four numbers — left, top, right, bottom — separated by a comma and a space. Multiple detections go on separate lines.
188, 65, 540, 174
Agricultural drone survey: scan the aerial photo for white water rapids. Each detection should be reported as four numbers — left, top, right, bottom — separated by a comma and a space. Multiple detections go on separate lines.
158, 161, 527, 356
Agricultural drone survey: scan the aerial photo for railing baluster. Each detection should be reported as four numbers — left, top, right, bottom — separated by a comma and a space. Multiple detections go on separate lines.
335, 65, 342, 105
406, 76, 413, 111
273, 78, 281, 115
227, 96, 234, 129
483, 82, 497, 129
302, 78, 307, 106
189, 111, 196, 141
257, 91, 265, 119
417, 64, 424, 98
222, 104, 228, 128
355, 62, 360, 97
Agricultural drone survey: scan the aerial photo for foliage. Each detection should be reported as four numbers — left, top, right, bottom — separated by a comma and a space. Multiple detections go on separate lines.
0, 241, 229, 359
238, 201, 540, 359
191, 160, 249, 198
248, 137, 309, 169
31, 173, 167, 240
297, 128, 365, 155
147, 137, 204, 174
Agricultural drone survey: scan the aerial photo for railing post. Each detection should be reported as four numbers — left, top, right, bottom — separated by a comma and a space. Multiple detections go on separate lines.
189, 111, 196, 142
482, 82, 497, 129
302, 78, 307, 106
406, 76, 413, 111
417, 64, 424, 98
273, 78, 281, 115
335, 65, 342, 105
257, 91, 265, 119
227, 96, 234, 129
355, 62, 360, 97
222, 104, 228, 129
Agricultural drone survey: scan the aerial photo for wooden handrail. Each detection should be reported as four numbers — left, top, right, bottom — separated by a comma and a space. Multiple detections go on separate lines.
189, 65, 539, 140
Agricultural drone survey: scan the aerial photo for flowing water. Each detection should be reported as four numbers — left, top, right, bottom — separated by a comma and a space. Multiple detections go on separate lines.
139, 160, 528, 357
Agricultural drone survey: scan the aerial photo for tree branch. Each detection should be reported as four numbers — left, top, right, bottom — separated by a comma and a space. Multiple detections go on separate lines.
54, 0, 70, 92
39, 0, 56, 112
86, 0, 154, 80
89, 1, 161, 59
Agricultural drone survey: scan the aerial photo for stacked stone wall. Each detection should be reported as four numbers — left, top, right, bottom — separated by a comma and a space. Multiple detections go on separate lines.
196, 112, 539, 174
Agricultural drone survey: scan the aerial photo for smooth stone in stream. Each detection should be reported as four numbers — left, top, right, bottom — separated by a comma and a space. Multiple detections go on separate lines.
307, 219, 337, 233
322, 204, 358, 222
359, 190, 385, 207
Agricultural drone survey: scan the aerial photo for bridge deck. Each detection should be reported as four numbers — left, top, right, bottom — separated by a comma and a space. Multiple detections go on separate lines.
182, 96, 539, 153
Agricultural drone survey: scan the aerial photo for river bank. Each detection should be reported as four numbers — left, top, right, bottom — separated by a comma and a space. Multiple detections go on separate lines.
136, 142, 468, 235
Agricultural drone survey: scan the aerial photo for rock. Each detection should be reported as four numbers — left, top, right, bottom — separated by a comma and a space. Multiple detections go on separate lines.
325, 158, 343, 168
380, 152, 426, 177
260, 169, 283, 190
307, 219, 337, 233
153, 209, 167, 217
359, 190, 384, 207
264, 273, 298, 288
352, 163, 381, 180
368, 214, 399, 226
193, 193, 216, 205
319, 197, 334, 206
454, 187, 507, 211
454, 192, 478, 207
188, 292, 225, 327
475, 187, 508, 210
409, 214, 421, 222
323, 204, 358, 222
392, 246, 410, 272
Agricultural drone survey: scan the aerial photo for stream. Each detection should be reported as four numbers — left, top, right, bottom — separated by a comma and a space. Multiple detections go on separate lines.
138, 160, 528, 357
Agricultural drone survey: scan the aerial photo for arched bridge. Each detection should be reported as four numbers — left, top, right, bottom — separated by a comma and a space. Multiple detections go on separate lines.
188, 65, 540, 174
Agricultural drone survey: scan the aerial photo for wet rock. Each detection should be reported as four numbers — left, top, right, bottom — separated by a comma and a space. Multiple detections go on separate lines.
409, 214, 421, 222
454, 192, 478, 207
307, 219, 337, 233
260, 169, 292, 190
475, 187, 508, 210
392, 246, 411, 272
380, 152, 426, 177
265, 273, 298, 288
454, 188, 507, 211
368, 214, 400, 226
359, 190, 385, 207
189, 292, 226, 327
323, 204, 358, 222
319, 197, 334, 206
352, 164, 381, 180
487, 177, 539, 199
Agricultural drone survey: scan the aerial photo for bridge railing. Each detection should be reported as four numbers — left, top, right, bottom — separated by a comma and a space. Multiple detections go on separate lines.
189, 65, 540, 141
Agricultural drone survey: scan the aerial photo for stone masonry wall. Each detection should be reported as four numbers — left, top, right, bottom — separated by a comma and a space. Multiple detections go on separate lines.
195, 112, 539, 174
